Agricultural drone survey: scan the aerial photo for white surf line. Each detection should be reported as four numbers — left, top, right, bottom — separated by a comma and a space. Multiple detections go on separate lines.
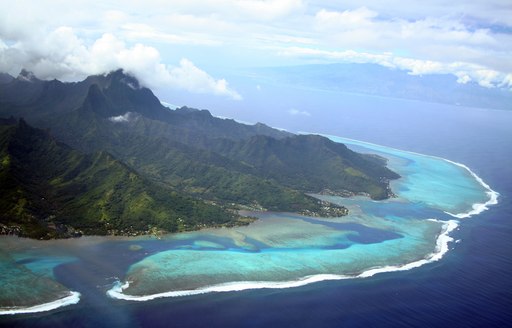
107, 220, 458, 302
0, 291, 81, 316
441, 159, 499, 218
108, 134, 487, 302
360, 219, 458, 277
303, 132, 499, 219
107, 276, 346, 301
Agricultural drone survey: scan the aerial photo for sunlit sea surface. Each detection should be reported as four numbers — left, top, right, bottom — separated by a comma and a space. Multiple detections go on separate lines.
0, 133, 496, 314
1, 97, 511, 327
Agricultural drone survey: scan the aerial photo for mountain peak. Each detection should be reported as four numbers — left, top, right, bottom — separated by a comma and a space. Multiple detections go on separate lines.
105, 69, 141, 90
78, 70, 164, 120
16, 69, 40, 83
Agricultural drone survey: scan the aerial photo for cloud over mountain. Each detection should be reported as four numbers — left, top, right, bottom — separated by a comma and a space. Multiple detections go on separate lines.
0, 0, 510, 91
0, 27, 241, 100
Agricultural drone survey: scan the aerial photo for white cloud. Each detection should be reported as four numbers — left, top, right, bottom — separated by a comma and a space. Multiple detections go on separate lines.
0, 28, 241, 99
455, 72, 471, 84
233, 0, 304, 20
164, 59, 242, 100
314, 1, 512, 28
121, 22, 223, 46
312, 8, 505, 57
502, 74, 512, 88
134, 0, 304, 21
315, 7, 377, 30
109, 112, 137, 123
278, 46, 512, 89
0, 0, 511, 92
288, 108, 311, 116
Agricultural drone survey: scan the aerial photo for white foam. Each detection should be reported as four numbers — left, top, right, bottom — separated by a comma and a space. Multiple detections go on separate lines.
107, 275, 348, 301
358, 219, 457, 277
108, 112, 135, 123
0, 291, 80, 316
107, 135, 492, 302
107, 220, 458, 301
442, 159, 499, 218
310, 133, 499, 219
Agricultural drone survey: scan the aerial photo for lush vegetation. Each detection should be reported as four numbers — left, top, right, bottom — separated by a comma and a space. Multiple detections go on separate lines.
0, 119, 236, 239
0, 70, 400, 238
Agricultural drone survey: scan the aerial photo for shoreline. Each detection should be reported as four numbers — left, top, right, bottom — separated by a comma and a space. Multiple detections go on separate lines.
0, 292, 80, 316
317, 133, 499, 218
2, 134, 500, 312
107, 219, 458, 301
106, 135, 496, 302
441, 159, 499, 218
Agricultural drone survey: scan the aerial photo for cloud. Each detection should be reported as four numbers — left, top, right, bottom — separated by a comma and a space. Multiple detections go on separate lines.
315, 7, 378, 30
109, 112, 137, 123
315, 1, 512, 28
0, 27, 241, 99
0, 1, 511, 92
233, 0, 304, 20
122, 0, 304, 21
288, 108, 311, 116
120, 22, 223, 46
164, 59, 242, 100
278, 46, 512, 89
312, 8, 506, 59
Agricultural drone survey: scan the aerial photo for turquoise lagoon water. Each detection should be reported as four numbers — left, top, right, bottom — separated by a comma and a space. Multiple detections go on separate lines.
0, 136, 497, 313
108, 137, 496, 300
0, 241, 80, 315
325, 135, 496, 216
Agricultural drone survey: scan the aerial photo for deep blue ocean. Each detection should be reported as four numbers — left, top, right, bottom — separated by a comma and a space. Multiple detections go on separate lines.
1, 92, 511, 327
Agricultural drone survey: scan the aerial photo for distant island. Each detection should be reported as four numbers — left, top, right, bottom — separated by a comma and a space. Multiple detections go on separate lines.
0, 69, 399, 239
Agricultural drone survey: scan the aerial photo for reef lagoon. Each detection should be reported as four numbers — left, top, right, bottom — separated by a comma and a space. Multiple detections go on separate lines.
0, 135, 497, 317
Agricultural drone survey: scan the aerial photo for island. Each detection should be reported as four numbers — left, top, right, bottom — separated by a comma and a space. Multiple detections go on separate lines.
0, 69, 399, 239
0, 71, 496, 315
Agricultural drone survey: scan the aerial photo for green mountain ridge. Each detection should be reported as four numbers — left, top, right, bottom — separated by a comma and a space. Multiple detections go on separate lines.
0, 69, 400, 238
0, 119, 238, 239
209, 133, 398, 199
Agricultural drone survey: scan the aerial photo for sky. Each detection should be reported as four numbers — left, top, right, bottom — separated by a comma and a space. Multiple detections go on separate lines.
1, 0, 511, 102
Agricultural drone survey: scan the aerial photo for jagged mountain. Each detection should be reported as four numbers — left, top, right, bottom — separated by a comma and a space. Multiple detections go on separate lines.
0, 69, 400, 238
0, 69, 289, 142
211, 134, 399, 199
0, 118, 238, 239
